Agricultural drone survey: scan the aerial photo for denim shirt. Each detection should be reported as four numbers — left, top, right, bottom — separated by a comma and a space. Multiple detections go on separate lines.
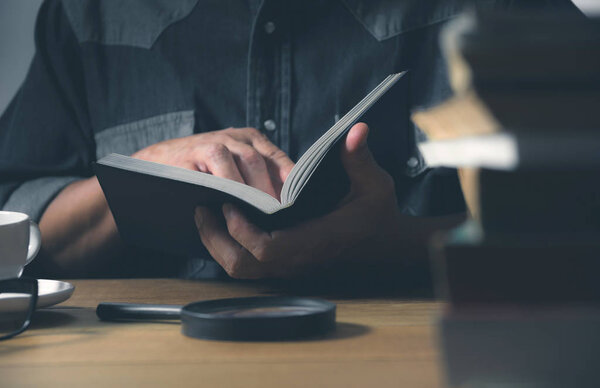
0, 0, 580, 277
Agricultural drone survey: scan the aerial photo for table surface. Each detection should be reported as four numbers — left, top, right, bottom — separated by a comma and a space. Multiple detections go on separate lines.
0, 279, 443, 388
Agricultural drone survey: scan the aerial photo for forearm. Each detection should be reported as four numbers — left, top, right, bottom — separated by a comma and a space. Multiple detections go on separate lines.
38, 177, 122, 276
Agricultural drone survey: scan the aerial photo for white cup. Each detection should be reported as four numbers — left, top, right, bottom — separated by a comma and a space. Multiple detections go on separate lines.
0, 211, 41, 279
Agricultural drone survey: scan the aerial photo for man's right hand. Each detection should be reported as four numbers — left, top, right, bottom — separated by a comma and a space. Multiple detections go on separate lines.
132, 127, 295, 200
38, 127, 294, 276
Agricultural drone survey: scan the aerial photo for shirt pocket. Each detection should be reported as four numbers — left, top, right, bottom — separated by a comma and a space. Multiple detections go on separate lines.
95, 110, 195, 160
62, 0, 199, 49
341, 0, 469, 42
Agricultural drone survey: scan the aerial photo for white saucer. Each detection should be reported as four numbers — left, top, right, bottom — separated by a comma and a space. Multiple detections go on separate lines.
0, 279, 75, 313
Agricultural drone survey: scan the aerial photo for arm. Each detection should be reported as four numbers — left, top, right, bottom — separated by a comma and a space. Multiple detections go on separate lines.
0, 0, 99, 276
195, 123, 465, 279
38, 177, 120, 276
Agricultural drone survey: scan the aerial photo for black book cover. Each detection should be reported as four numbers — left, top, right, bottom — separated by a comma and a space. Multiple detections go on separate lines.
95, 74, 409, 256
431, 222, 600, 305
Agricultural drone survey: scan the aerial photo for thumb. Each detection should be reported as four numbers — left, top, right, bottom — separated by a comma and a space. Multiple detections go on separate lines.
341, 122, 379, 187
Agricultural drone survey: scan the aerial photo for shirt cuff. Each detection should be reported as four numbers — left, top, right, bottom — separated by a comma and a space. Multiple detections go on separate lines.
3, 176, 82, 222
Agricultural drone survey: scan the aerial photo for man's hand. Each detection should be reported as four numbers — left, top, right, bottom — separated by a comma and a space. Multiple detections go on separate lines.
194, 123, 413, 279
133, 127, 294, 199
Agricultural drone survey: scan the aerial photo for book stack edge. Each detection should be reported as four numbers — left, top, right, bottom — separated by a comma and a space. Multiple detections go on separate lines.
416, 11, 600, 387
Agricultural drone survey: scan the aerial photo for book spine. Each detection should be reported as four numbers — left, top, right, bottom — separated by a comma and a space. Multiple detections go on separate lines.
432, 235, 600, 305
478, 169, 600, 234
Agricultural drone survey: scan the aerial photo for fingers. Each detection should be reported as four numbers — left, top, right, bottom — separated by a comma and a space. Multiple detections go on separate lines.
221, 142, 278, 199
222, 203, 351, 272
341, 123, 385, 190
191, 128, 293, 197
221, 204, 300, 278
251, 135, 295, 184
225, 127, 295, 184
194, 143, 245, 184
132, 127, 295, 194
194, 207, 264, 279
222, 203, 275, 262
344, 122, 370, 154
197, 203, 295, 278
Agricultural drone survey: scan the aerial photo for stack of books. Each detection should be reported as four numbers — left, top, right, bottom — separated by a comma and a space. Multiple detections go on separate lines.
413, 11, 600, 387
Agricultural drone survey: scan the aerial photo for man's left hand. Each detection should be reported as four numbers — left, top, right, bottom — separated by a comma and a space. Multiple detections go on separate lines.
194, 122, 410, 279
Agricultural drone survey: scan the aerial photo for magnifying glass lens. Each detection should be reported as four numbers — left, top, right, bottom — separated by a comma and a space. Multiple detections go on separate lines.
207, 306, 322, 318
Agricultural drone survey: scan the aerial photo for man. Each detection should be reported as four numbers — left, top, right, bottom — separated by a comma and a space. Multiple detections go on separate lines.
0, 0, 579, 279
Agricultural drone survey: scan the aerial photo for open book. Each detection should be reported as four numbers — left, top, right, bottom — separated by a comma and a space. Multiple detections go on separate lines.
95, 72, 405, 255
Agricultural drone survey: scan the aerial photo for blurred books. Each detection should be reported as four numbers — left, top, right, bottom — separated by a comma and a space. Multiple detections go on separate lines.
414, 11, 600, 140
417, 10, 600, 388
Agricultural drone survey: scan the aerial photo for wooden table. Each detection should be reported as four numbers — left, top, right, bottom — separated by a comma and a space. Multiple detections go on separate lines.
0, 279, 444, 387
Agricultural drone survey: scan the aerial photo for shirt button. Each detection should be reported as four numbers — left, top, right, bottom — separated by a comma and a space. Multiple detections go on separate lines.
264, 21, 276, 34
407, 157, 419, 168
264, 119, 277, 131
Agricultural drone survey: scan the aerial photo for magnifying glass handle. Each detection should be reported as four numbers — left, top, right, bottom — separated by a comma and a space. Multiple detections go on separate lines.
97, 302, 182, 321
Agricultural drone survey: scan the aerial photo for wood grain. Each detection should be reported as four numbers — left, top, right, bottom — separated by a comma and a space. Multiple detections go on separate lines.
0, 279, 444, 387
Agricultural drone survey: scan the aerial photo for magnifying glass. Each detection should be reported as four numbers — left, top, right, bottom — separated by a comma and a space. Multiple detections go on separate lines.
97, 296, 336, 341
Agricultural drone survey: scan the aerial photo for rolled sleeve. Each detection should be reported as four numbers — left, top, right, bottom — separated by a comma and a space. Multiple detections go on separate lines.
0, 0, 94, 223
2, 176, 83, 222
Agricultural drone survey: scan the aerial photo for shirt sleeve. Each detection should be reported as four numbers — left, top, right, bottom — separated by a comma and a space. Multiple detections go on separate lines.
0, 0, 95, 222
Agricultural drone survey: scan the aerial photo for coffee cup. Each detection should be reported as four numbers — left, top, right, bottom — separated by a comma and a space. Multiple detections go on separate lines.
0, 211, 41, 279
